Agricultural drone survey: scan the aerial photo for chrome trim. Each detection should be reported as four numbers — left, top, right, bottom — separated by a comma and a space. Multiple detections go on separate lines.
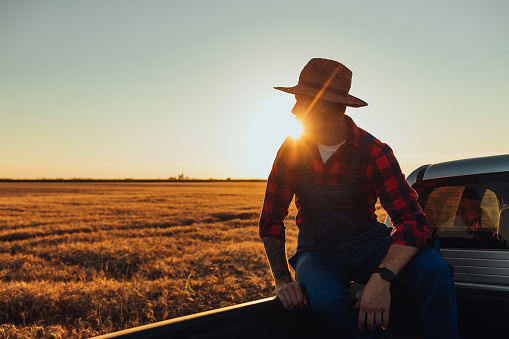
446, 257, 509, 268
441, 249, 509, 287
453, 265, 509, 275
441, 249, 509, 260
453, 273, 509, 285
454, 282, 509, 293
422, 154, 509, 181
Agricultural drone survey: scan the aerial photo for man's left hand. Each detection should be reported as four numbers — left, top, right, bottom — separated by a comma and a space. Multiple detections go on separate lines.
353, 273, 391, 331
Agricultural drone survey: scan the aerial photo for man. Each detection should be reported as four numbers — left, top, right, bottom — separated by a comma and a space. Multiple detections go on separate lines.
259, 58, 460, 338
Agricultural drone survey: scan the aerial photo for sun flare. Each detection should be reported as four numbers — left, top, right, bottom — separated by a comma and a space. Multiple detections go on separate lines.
288, 118, 303, 139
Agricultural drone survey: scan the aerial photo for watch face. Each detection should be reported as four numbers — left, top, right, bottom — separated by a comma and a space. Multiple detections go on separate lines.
377, 267, 395, 282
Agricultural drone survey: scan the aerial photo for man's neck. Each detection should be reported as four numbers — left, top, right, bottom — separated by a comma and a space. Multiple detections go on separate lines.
317, 114, 348, 146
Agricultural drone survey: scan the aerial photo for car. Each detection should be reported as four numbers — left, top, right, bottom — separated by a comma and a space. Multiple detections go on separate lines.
384, 153, 509, 338
93, 154, 509, 339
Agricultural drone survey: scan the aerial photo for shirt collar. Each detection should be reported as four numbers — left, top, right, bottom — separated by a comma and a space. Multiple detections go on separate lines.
344, 115, 363, 148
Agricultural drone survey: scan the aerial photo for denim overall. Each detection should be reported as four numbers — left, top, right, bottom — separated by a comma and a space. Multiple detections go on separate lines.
288, 133, 390, 267
288, 134, 460, 339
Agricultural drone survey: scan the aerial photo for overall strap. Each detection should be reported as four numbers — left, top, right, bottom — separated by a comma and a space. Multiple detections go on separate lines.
349, 133, 374, 185
297, 146, 308, 205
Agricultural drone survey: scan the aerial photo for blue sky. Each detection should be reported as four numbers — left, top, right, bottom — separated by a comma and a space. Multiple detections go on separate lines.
1, 0, 508, 179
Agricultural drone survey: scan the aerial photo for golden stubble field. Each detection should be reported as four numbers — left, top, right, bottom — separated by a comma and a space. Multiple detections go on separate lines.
0, 181, 387, 338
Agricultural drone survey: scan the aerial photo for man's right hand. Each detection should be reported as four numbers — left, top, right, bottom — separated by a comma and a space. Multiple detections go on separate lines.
275, 280, 308, 311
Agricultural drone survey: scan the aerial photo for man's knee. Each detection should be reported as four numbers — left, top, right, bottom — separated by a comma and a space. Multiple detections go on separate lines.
406, 249, 455, 297
420, 252, 454, 282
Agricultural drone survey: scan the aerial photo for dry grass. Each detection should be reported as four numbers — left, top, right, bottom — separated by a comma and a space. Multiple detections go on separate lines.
0, 182, 386, 338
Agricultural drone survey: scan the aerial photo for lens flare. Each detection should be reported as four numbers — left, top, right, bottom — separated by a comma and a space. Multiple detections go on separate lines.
288, 118, 303, 139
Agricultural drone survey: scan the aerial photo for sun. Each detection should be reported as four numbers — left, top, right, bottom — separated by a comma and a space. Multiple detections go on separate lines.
287, 118, 303, 139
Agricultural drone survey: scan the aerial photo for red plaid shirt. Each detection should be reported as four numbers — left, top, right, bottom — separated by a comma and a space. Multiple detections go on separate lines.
259, 115, 428, 249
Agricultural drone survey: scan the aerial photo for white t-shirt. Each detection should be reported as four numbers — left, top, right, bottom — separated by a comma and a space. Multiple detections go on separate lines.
318, 141, 345, 164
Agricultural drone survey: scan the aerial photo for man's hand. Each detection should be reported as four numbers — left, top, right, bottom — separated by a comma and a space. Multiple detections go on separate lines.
275, 280, 309, 311
353, 243, 419, 331
353, 273, 391, 331
262, 237, 309, 311
261, 237, 309, 311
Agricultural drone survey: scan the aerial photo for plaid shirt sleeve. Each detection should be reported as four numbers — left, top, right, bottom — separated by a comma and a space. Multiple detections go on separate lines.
370, 144, 429, 249
259, 138, 296, 241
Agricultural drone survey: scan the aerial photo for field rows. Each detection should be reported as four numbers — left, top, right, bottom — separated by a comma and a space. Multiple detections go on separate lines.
0, 182, 285, 338
0, 182, 386, 338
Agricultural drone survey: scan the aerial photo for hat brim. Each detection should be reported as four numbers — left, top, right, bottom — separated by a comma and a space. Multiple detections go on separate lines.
274, 85, 367, 108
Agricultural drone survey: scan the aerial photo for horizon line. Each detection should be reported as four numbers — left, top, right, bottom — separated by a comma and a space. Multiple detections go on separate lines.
0, 177, 267, 182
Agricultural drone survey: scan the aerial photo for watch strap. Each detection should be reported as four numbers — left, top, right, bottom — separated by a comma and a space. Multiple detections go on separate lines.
374, 267, 395, 282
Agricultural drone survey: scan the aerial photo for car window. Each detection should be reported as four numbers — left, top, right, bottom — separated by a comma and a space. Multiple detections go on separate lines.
413, 172, 509, 250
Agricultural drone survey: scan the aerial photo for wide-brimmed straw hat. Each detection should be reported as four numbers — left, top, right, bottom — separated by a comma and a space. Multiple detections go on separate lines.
274, 58, 367, 107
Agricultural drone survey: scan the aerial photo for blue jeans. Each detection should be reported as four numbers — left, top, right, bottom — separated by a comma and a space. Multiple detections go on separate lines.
293, 238, 460, 338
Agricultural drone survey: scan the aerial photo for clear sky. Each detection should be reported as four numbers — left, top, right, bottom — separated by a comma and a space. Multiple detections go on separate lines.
1, 0, 508, 179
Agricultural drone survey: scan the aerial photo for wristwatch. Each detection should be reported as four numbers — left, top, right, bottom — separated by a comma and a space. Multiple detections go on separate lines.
374, 267, 395, 282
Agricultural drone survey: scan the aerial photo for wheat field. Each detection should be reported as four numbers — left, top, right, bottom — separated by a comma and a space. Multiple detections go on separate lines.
0, 181, 386, 338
